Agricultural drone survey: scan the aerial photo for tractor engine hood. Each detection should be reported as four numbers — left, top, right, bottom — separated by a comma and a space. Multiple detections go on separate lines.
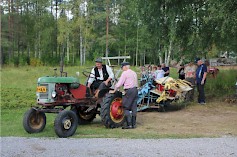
38, 76, 79, 84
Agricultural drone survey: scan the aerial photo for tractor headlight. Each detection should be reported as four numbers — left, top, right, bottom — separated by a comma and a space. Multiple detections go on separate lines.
52, 91, 57, 98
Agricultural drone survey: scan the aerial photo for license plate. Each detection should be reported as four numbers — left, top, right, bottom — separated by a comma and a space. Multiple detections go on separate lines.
37, 86, 47, 93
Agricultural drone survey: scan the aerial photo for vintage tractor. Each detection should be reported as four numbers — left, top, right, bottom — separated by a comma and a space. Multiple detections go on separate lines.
23, 67, 125, 138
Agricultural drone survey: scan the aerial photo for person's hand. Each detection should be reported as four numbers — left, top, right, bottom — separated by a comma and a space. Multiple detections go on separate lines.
109, 90, 116, 94
201, 80, 205, 85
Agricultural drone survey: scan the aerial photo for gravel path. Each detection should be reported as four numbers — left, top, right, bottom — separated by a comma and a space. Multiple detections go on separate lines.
1, 137, 237, 157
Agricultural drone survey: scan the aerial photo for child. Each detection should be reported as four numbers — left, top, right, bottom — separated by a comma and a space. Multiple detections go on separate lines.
155, 65, 165, 80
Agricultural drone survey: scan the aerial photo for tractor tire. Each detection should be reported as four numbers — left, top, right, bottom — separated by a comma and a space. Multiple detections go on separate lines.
71, 107, 96, 125
23, 108, 46, 133
54, 110, 78, 138
100, 91, 125, 128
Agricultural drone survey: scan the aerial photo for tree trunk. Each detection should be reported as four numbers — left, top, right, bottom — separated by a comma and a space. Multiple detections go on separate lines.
167, 40, 172, 66
135, 23, 139, 66
164, 48, 168, 65
139, 51, 142, 66
83, 26, 87, 65
8, 0, 13, 63
159, 50, 163, 65
118, 50, 120, 65
0, 5, 2, 68
83, 41, 86, 65
66, 23, 70, 62
124, 31, 126, 55
38, 33, 41, 59
143, 51, 145, 65
105, 0, 109, 60
80, 26, 83, 66
72, 46, 75, 64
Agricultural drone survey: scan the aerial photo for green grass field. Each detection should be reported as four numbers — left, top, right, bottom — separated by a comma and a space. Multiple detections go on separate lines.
1, 65, 237, 138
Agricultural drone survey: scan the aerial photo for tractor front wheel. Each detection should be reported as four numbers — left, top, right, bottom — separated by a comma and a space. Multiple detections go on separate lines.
23, 108, 46, 133
100, 92, 125, 128
54, 110, 78, 138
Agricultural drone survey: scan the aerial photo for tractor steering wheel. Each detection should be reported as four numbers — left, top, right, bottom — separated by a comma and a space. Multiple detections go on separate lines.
82, 70, 96, 79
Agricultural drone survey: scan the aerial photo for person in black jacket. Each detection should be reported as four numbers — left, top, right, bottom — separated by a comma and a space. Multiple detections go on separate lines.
178, 64, 185, 80
87, 58, 114, 97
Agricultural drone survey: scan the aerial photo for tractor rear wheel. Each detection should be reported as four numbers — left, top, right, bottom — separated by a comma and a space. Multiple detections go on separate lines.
54, 110, 78, 138
72, 107, 96, 125
23, 108, 46, 133
100, 92, 125, 128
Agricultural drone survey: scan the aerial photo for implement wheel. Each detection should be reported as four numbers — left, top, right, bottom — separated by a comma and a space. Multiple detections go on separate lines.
54, 110, 78, 138
23, 108, 46, 133
100, 92, 125, 128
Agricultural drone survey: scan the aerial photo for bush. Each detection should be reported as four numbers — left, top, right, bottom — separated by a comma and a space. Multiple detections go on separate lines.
206, 69, 237, 97
13, 56, 20, 67
30, 58, 43, 66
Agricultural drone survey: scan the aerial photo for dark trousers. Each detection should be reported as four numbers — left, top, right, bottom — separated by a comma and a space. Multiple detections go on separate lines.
91, 81, 111, 91
197, 83, 205, 103
185, 78, 195, 101
122, 87, 138, 117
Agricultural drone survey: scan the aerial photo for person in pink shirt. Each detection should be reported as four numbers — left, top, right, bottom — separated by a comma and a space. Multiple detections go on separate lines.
110, 62, 138, 129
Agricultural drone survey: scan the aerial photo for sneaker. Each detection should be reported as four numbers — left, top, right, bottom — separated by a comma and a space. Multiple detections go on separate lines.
199, 102, 206, 105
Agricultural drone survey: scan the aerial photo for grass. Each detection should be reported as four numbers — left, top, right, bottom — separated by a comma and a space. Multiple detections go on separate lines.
1, 65, 237, 138
1, 107, 206, 139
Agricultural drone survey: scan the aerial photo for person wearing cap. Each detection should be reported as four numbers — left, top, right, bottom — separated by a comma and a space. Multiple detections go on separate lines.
87, 57, 114, 97
110, 62, 138, 129
195, 58, 207, 104
184, 61, 197, 101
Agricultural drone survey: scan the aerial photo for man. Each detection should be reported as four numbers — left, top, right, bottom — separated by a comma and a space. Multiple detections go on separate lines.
184, 61, 197, 101
87, 57, 114, 97
178, 64, 185, 80
161, 63, 170, 77
195, 58, 207, 104
110, 62, 138, 129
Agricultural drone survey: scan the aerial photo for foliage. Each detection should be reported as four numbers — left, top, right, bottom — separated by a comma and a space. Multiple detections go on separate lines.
30, 58, 43, 66
1, 0, 236, 66
205, 69, 237, 97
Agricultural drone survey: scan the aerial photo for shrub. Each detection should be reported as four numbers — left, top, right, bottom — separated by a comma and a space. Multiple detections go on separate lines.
30, 58, 42, 66
206, 69, 237, 97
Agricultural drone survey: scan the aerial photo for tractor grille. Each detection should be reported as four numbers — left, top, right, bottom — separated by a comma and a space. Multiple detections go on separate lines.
38, 84, 49, 99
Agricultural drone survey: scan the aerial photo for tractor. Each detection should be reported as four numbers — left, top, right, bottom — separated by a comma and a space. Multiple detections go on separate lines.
23, 66, 125, 138
23, 59, 193, 138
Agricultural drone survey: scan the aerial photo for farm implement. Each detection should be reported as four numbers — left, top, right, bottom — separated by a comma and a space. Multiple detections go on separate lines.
137, 77, 193, 111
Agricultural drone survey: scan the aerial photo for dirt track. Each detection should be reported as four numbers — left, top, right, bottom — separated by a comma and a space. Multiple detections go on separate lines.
136, 102, 237, 137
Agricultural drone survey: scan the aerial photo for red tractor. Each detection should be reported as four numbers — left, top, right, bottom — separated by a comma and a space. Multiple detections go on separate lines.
23, 68, 125, 138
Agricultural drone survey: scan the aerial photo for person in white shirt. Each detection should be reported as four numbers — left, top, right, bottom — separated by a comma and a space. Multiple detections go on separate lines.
87, 57, 114, 97
155, 65, 165, 80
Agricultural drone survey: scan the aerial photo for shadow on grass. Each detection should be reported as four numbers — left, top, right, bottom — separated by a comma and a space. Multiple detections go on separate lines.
140, 102, 189, 113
